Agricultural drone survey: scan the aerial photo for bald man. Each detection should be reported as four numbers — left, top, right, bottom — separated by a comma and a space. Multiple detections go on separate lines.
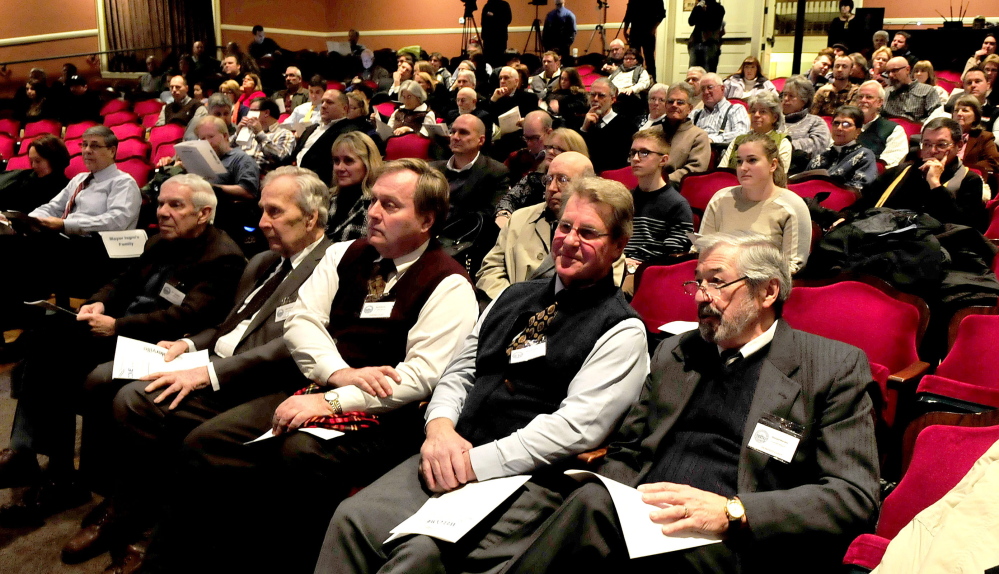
477, 152, 625, 300
881, 56, 940, 122
431, 113, 510, 275
445, 87, 495, 150
505, 110, 554, 180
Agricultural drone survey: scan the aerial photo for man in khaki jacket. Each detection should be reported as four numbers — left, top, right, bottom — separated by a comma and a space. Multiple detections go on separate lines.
476, 152, 623, 300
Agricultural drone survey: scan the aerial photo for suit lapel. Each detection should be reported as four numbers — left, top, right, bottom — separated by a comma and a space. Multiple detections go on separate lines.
737, 322, 802, 492
239, 237, 333, 346
533, 210, 552, 252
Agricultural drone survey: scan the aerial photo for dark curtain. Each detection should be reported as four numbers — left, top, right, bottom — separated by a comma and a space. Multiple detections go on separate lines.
104, 0, 215, 71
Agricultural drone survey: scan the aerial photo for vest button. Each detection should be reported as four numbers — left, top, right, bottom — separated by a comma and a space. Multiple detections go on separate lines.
537, 253, 544, 260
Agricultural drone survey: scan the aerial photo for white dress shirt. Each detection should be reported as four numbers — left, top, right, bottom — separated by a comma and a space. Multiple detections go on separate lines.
283, 239, 478, 414
863, 114, 908, 168
29, 163, 141, 234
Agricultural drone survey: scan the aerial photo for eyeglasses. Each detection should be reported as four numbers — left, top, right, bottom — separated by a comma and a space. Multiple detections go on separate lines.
886, 66, 907, 74
79, 142, 109, 150
628, 149, 665, 160
542, 174, 572, 187
523, 134, 543, 142
920, 141, 954, 151
556, 221, 610, 241
682, 276, 750, 298
665, 98, 689, 105
648, 96, 667, 103
831, 120, 856, 128
544, 144, 568, 154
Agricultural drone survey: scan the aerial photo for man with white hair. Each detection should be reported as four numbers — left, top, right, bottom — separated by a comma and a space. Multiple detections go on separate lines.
690, 72, 750, 148
601, 38, 628, 75
581, 78, 638, 173
853, 79, 909, 168
271, 66, 308, 114
0, 173, 245, 527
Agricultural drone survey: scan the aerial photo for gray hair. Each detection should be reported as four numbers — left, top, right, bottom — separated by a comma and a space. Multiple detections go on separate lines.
591, 77, 619, 97
747, 91, 785, 132
873, 30, 889, 42
165, 173, 217, 223
700, 72, 723, 86
859, 79, 886, 101
399, 79, 427, 103
206, 92, 233, 114
262, 166, 331, 227
781, 75, 816, 107
695, 231, 792, 313
667, 81, 695, 100
83, 125, 117, 150
361, 49, 374, 59
455, 69, 476, 88
648, 82, 670, 98
687, 66, 707, 76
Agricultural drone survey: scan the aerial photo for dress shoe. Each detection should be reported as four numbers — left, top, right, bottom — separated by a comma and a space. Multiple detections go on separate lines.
0, 473, 91, 528
104, 537, 149, 574
63, 501, 119, 564
0, 448, 41, 489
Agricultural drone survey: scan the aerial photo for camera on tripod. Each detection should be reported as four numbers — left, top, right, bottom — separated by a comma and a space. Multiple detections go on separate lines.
461, 0, 478, 18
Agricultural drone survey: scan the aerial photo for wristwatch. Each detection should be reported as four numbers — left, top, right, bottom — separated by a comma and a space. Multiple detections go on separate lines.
724, 497, 746, 529
323, 389, 343, 415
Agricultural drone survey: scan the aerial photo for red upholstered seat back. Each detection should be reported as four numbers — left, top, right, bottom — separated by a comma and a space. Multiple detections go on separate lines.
916, 374, 999, 409
23, 119, 62, 138
0, 134, 14, 160
384, 133, 432, 160
133, 99, 165, 117
111, 122, 145, 142
782, 281, 922, 373
771, 77, 786, 93
116, 158, 152, 187
600, 166, 638, 190
877, 423, 999, 539
100, 98, 132, 116
937, 314, 999, 387
5, 154, 30, 170
0, 118, 21, 138
869, 362, 896, 427
65, 121, 99, 140
787, 179, 859, 211
116, 139, 151, 161
65, 155, 87, 178
373, 102, 397, 119
889, 117, 922, 139
630, 259, 699, 332
148, 124, 186, 155
103, 111, 139, 127
679, 170, 738, 214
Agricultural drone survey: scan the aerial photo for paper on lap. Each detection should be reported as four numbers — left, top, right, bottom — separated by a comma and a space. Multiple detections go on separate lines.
111, 336, 210, 380
565, 470, 720, 559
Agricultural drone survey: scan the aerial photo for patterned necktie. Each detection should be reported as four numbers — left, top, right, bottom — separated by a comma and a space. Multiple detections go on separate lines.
62, 174, 94, 218
216, 258, 293, 337
366, 259, 396, 302
506, 302, 558, 356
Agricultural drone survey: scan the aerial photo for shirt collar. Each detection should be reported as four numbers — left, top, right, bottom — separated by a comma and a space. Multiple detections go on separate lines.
286, 235, 326, 269
377, 238, 430, 274
446, 152, 481, 172
601, 109, 618, 125
717, 318, 779, 361
91, 163, 121, 182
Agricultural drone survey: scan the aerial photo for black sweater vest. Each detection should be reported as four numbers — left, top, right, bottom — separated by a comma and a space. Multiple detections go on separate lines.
328, 238, 470, 368
455, 274, 639, 447
163, 98, 204, 126
857, 116, 897, 157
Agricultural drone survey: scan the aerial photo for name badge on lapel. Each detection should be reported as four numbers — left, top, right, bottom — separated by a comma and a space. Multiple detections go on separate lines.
747, 413, 804, 464
159, 283, 186, 305
510, 340, 546, 364
360, 301, 394, 319
275, 303, 295, 322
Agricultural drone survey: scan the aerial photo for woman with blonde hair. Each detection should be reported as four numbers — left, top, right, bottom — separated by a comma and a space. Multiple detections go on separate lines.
233, 72, 264, 123
494, 127, 589, 225
870, 46, 892, 86
701, 133, 811, 273
327, 131, 383, 241
912, 60, 950, 103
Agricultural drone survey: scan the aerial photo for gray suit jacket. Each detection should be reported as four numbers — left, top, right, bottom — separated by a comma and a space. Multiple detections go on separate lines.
187, 237, 333, 388
598, 320, 880, 567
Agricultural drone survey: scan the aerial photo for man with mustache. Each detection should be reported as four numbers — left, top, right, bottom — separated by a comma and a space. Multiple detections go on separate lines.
496, 231, 880, 573
317, 176, 648, 574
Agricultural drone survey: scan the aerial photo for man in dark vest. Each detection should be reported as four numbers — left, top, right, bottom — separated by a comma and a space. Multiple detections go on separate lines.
138, 159, 479, 574
155, 75, 208, 141
854, 79, 908, 168
316, 176, 649, 574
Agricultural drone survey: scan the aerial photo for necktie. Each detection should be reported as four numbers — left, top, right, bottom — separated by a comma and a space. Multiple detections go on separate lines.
216, 259, 293, 337
305, 104, 314, 121
719, 348, 743, 369
365, 259, 396, 302
506, 302, 558, 356
62, 174, 94, 218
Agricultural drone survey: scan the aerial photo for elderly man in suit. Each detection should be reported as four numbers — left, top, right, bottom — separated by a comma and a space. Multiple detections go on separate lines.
501, 231, 880, 574
294, 89, 360, 186
0, 174, 245, 527
58, 166, 333, 571
139, 159, 479, 574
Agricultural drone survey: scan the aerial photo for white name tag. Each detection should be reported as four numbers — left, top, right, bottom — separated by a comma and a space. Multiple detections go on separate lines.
747, 419, 801, 464
510, 341, 546, 364
274, 303, 295, 322
159, 283, 186, 305
360, 301, 394, 319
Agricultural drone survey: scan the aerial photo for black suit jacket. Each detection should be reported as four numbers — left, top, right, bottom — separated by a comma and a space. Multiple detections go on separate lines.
598, 321, 880, 569
430, 153, 510, 223
90, 226, 247, 342
294, 120, 361, 185
582, 114, 638, 173
186, 237, 333, 388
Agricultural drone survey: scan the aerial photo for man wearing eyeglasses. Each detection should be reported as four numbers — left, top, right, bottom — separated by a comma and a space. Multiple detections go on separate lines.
690, 73, 750, 152
317, 175, 648, 574
581, 78, 639, 173
478, 151, 626, 300
857, 117, 987, 231
852, 80, 908, 168
503, 110, 553, 181
270, 66, 308, 115
495, 231, 879, 573
645, 81, 711, 186
881, 56, 940, 122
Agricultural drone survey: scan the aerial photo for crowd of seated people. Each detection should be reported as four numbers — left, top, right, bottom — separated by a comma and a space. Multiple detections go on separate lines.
2, 25, 999, 574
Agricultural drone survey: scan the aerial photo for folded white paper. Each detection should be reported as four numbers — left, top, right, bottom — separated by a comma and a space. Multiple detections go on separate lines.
174, 140, 227, 178
386, 475, 532, 544
245, 427, 345, 445
658, 321, 699, 335
497, 107, 522, 136
374, 115, 394, 141
111, 336, 210, 380
565, 470, 720, 559
98, 229, 147, 258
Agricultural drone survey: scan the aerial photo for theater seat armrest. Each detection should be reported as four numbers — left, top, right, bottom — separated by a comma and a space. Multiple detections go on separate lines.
576, 448, 608, 465
888, 361, 930, 387
842, 533, 891, 570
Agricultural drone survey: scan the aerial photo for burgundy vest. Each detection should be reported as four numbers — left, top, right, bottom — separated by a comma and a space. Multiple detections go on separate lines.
163, 98, 204, 126
327, 238, 470, 368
